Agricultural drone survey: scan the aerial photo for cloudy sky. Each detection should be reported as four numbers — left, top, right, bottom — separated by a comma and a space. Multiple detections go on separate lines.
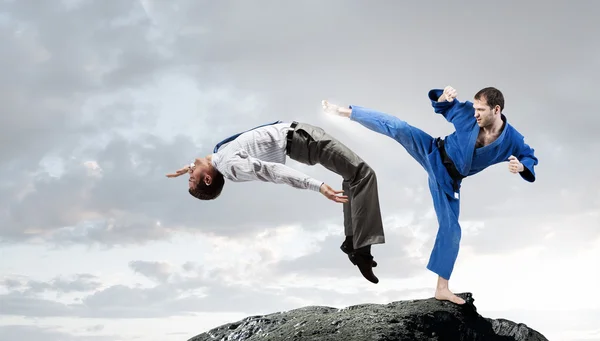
1, 0, 598, 340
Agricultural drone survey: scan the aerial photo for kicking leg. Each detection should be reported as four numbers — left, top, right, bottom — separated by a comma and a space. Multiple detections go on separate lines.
324, 101, 465, 302
322, 100, 434, 170
426, 178, 465, 305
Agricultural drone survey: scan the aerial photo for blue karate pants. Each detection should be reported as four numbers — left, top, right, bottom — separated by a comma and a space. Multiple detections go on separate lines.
353, 111, 462, 280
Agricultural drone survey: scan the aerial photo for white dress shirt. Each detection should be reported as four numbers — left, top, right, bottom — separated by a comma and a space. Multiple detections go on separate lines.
211, 123, 323, 192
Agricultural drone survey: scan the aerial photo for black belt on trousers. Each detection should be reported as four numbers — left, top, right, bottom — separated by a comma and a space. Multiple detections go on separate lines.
436, 137, 465, 192
285, 121, 298, 155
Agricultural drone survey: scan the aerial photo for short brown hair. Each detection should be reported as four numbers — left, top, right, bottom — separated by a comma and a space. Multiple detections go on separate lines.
188, 170, 225, 200
474, 87, 504, 112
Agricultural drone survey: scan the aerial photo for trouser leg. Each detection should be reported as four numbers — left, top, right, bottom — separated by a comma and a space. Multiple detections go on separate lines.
342, 179, 353, 237
343, 107, 464, 279
348, 106, 435, 170
426, 178, 462, 280
287, 122, 384, 249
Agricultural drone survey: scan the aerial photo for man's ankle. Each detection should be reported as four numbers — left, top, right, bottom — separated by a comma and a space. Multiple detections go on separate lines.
436, 276, 450, 290
355, 245, 371, 255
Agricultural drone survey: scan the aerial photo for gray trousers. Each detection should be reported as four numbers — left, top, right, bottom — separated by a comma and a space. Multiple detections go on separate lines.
286, 122, 385, 249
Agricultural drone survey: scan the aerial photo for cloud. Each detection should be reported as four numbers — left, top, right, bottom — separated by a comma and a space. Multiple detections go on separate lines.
0, 325, 114, 341
273, 213, 434, 280
0, 221, 437, 319
0, 262, 322, 318
0, 0, 175, 245
0, 274, 102, 295
129, 261, 176, 284
0, 0, 157, 161
0, 292, 77, 317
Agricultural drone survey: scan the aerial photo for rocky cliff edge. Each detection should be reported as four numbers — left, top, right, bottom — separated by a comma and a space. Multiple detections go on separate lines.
187, 292, 548, 341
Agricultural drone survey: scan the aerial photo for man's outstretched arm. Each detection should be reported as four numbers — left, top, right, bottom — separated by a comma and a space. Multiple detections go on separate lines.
222, 152, 348, 203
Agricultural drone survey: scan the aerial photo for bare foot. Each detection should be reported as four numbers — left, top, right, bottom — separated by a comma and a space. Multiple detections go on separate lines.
435, 287, 466, 305
321, 100, 351, 118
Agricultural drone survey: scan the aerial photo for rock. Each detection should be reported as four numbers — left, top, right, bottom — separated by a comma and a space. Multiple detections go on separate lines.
187, 293, 548, 341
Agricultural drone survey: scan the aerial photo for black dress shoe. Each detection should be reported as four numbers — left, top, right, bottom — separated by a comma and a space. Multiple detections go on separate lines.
340, 239, 377, 267
348, 250, 379, 284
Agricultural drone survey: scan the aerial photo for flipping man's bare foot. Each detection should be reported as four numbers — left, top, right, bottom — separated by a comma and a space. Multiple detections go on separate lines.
321, 100, 351, 118
435, 276, 466, 305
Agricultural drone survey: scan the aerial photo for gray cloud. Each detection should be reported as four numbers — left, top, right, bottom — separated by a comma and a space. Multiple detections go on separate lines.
0, 0, 174, 244
86, 325, 105, 333
1, 278, 22, 290
129, 260, 175, 283
0, 325, 115, 341
1, 274, 102, 295
0, 292, 77, 317
0, 277, 299, 319
274, 226, 429, 280
0, 255, 429, 319
0, 0, 157, 161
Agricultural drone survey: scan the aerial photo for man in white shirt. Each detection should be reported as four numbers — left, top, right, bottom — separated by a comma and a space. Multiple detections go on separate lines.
166, 121, 385, 284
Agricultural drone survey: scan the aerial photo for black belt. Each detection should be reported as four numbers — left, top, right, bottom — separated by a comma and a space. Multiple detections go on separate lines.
436, 137, 465, 192
285, 121, 298, 155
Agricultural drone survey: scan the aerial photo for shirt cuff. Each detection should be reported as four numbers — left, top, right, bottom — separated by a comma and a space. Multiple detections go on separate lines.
308, 178, 323, 192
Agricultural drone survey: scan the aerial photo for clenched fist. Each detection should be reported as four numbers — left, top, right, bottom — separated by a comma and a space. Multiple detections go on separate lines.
508, 155, 524, 174
443, 86, 457, 102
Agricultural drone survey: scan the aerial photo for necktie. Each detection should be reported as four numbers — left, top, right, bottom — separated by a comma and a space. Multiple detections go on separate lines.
213, 120, 283, 153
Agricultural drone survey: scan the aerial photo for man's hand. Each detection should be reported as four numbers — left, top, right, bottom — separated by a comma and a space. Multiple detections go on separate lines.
321, 100, 351, 118
320, 183, 349, 203
508, 155, 524, 174
438, 86, 457, 102
166, 164, 192, 178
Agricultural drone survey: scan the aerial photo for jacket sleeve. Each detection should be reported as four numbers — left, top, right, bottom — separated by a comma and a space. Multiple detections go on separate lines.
428, 89, 474, 126
516, 141, 538, 182
223, 150, 324, 192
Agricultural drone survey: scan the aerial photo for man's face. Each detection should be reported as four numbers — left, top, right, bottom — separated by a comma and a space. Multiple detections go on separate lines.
188, 158, 211, 190
473, 97, 498, 128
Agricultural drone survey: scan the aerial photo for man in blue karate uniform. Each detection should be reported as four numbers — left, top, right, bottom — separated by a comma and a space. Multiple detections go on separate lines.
322, 85, 538, 304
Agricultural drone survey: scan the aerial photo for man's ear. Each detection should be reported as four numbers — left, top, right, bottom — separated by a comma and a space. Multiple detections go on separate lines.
494, 104, 501, 114
203, 174, 212, 186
